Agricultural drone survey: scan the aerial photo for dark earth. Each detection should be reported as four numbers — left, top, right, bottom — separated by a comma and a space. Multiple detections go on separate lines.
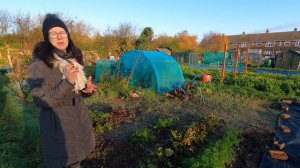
81, 127, 275, 168
81, 94, 280, 168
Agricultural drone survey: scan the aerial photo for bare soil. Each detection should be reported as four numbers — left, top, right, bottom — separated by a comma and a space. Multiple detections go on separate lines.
228, 127, 275, 168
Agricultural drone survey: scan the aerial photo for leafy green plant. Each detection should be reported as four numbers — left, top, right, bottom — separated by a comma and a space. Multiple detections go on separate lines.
201, 113, 219, 133
153, 118, 176, 129
90, 110, 101, 123
171, 123, 207, 154
181, 129, 240, 168
90, 111, 113, 134
143, 147, 175, 168
95, 122, 113, 134
130, 128, 157, 147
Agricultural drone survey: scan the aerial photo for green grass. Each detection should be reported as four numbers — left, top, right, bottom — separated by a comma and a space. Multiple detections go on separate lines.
0, 75, 41, 168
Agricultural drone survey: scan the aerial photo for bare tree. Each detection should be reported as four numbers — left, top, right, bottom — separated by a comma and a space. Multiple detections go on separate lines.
12, 11, 34, 48
0, 10, 11, 35
13, 11, 32, 34
102, 23, 137, 57
113, 22, 137, 55
103, 26, 120, 57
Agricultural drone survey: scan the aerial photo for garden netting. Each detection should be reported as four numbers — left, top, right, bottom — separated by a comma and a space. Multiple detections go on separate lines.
203, 52, 229, 65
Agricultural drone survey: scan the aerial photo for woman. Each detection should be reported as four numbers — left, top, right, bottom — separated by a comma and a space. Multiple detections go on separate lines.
28, 14, 96, 168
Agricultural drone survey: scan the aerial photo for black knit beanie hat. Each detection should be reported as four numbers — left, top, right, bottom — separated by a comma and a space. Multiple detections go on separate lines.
42, 14, 69, 42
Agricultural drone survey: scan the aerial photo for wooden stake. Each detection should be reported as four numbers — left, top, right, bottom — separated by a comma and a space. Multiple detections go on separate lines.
7, 47, 13, 68
221, 44, 227, 83
233, 45, 240, 77
245, 46, 249, 73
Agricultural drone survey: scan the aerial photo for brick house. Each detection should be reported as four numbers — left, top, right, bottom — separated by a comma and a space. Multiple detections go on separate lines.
227, 28, 300, 65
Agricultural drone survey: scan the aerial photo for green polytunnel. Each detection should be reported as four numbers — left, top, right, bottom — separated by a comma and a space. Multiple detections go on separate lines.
93, 60, 118, 83
94, 50, 185, 94
119, 50, 185, 94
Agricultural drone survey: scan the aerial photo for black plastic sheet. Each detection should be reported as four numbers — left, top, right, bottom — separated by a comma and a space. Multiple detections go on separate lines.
259, 102, 300, 168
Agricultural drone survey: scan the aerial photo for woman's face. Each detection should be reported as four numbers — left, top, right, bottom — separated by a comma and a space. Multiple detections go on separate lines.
48, 27, 69, 52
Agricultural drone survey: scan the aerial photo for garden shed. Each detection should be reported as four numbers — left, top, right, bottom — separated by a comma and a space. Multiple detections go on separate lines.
275, 49, 300, 70
119, 50, 185, 94
155, 48, 172, 55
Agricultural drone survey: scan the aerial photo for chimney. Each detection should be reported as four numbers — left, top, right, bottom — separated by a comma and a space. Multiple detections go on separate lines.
266, 28, 269, 33
294, 28, 297, 31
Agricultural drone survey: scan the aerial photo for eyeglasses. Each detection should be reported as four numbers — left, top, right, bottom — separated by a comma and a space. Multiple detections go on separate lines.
49, 31, 68, 39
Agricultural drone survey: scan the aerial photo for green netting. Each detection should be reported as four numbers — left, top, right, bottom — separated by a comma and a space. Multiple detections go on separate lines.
203, 52, 229, 65
119, 50, 185, 94
94, 60, 118, 83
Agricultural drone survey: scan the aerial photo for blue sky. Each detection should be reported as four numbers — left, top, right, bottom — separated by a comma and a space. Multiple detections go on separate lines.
2, 0, 300, 40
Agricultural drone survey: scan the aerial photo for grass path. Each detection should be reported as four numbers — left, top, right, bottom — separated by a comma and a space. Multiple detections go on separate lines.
0, 75, 41, 168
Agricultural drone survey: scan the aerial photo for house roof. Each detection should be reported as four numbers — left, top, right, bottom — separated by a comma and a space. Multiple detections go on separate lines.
228, 31, 300, 43
155, 48, 171, 53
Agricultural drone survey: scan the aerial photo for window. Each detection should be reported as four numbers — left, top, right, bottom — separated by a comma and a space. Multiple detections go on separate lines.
241, 42, 247, 48
232, 43, 237, 47
295, 41, 300, 47
249, 49, 262, 54
265, 41, 273, 47
284, 41, 291, 46
264, 51, 272, 55
256, 43, 262, 46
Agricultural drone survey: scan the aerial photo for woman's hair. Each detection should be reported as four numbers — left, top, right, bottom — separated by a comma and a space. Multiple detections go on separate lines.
32, 38, 84, 67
